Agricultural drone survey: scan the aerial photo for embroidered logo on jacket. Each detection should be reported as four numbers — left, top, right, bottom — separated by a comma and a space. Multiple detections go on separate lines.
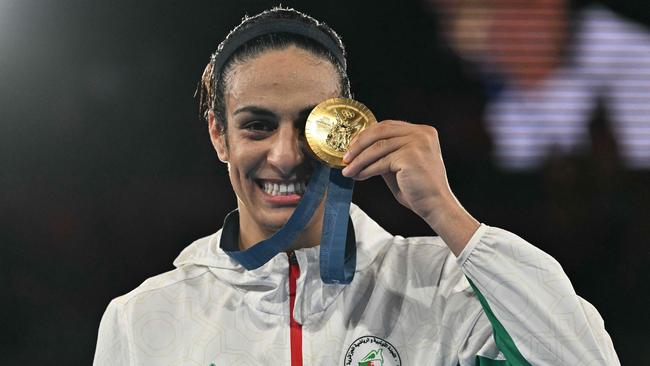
344, 336, 401, 366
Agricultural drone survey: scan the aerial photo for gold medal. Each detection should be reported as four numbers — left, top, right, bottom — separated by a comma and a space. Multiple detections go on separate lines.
305, 98, 377, 168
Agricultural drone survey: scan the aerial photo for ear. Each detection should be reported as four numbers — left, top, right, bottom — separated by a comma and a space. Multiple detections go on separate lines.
208, 110, 229, 162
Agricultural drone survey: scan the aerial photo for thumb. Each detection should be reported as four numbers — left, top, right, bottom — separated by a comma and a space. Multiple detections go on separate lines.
382, 173, 404, 205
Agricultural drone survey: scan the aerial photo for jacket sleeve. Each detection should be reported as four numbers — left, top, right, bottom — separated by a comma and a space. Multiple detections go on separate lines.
456, 224, 620, 366
93, 299, 132, 366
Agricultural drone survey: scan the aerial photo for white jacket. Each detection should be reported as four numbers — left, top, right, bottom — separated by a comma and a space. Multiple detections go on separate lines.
94, 204, 619, 365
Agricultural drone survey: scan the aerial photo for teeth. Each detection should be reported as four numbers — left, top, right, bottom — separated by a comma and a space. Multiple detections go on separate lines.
261, 181, 307, 196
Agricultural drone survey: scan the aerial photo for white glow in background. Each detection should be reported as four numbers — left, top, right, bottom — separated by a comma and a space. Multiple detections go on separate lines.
488, 6, 650, 170
440, 3, 650, 170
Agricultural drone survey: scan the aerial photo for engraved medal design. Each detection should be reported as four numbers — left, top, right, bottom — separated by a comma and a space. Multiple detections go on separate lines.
305, 98, 377, 168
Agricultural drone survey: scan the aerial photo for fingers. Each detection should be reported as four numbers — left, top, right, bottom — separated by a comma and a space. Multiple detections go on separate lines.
343, 121, 410, 164
342, 136, 409, 180
345, 157, 391, 181
341, 121, 440, 182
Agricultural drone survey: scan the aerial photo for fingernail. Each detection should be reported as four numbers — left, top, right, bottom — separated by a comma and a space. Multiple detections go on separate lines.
343, 152, 351, 162
341, 166, 350, 176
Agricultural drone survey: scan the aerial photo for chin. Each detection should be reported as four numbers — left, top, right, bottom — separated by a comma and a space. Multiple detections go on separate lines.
258, 207, 296, 231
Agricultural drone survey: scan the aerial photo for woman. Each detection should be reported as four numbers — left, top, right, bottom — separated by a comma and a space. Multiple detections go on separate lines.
94, 7, 619, 365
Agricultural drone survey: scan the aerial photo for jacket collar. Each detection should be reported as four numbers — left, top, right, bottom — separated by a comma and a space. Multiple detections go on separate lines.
172, 204, 394, 317
173, 203, 393, 274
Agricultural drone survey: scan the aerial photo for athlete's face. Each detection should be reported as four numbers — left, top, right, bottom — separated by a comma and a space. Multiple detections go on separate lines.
209, 46, 340, 245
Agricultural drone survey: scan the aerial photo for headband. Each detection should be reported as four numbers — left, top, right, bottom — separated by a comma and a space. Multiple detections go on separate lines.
211, 18, 347, 80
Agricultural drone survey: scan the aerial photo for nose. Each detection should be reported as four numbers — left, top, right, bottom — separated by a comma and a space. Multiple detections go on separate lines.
267, 123, 305, 176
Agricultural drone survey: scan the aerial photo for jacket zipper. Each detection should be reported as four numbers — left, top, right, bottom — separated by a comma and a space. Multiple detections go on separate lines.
288, 251, 303, 366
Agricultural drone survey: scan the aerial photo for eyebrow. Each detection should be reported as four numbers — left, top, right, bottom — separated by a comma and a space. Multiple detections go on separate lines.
233, 104, 318, 122
233, 106, 278, 118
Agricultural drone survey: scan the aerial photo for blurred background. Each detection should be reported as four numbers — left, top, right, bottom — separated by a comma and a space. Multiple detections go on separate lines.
1, 0, 648, 364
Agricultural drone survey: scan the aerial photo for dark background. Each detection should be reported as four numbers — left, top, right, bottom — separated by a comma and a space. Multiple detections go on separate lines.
1, 0, 648, 364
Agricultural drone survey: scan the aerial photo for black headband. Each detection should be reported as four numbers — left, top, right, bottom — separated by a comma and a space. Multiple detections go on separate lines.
211, 18, 347, 80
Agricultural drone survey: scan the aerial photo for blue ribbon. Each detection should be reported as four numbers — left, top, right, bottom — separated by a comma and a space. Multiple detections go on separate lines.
320, 168, 356, 284
224, 163, 356, 284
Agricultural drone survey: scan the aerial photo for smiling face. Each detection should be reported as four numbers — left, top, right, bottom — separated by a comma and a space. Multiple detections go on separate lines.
209, 46, 340, 249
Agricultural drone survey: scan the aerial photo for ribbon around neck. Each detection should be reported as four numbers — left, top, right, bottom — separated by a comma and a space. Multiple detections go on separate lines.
223, 163, 357, 284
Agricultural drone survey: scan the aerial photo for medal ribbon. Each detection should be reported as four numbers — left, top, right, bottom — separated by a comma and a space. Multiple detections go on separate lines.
224, 163, 356, 284
319, 168, 356, 284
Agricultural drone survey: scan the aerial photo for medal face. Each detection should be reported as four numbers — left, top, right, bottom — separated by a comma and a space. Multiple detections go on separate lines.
305, 98, 377, 168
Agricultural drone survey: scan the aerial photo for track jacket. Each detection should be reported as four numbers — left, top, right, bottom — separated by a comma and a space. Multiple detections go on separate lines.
94, 204, 619, 365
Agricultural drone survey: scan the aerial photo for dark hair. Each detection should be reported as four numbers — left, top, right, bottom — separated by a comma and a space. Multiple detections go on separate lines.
197, 7, 352, 132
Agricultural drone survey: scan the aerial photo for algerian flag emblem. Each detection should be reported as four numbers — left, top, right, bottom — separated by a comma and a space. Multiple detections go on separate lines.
344, 336, 401, 366
358, 348, 383, 366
